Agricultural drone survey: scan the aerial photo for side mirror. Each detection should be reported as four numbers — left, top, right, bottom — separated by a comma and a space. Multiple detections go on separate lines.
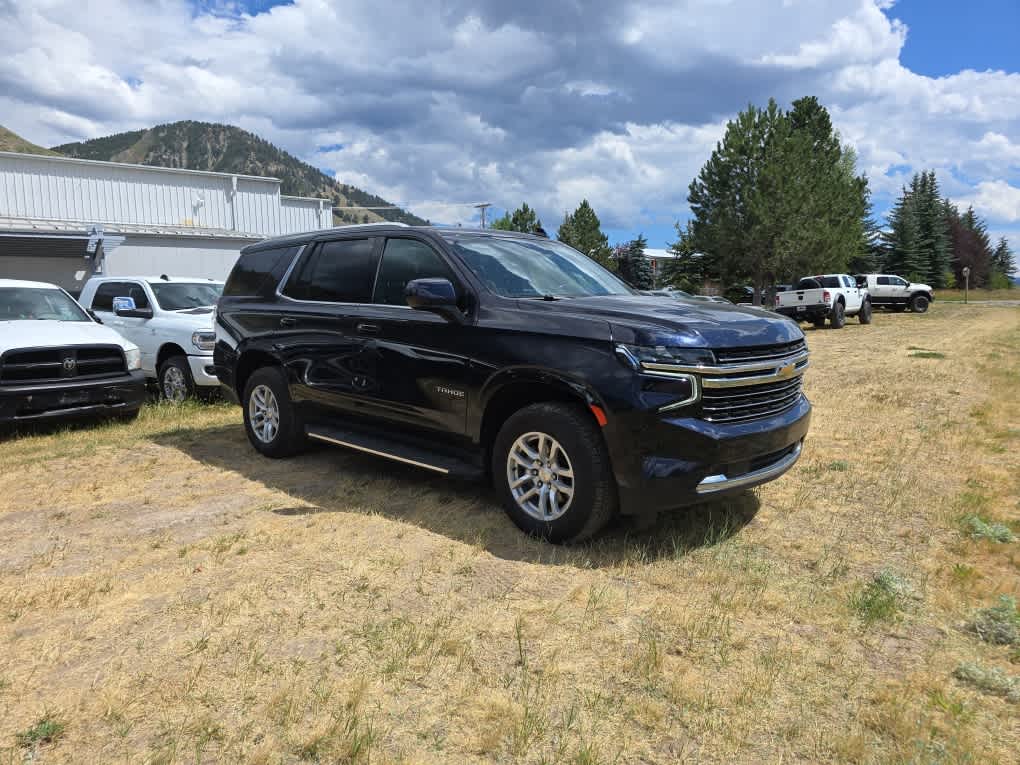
113, 296, 153, 319
405, 278, 463, 322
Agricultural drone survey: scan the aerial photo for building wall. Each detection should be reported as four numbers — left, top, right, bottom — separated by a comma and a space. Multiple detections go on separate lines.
104, 235, 260, 281
0, 152, 330, 238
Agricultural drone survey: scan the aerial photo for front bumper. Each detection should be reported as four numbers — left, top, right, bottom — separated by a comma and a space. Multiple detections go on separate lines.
187, 354, 219, 388
609, 395, 811, 515
0, 371, 147, 423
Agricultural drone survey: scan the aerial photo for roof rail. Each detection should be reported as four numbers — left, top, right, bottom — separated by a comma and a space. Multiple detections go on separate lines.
333, 221, 410, 228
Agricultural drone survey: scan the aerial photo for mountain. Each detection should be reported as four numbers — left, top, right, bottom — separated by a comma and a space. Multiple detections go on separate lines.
51, 120, 426, 226
0, 125, 60, 156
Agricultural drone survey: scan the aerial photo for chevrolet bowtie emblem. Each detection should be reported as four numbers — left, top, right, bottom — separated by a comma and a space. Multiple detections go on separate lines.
779, 363, 795, 378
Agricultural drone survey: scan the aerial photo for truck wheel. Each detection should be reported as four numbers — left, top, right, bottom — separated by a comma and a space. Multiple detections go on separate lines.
858, 300, 872, 324
158, 356, 194, 402
812, 315, 826, 329
909, 294, 929, 313
492, 402, 617, 544
242, 366, 306, 458
829, 301, 846, 329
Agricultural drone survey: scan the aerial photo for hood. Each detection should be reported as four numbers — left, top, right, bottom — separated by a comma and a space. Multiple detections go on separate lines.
0, 320, 136, 354
520, 295, 803, 349
911, 282, 932, 292
155, 310, 215, 331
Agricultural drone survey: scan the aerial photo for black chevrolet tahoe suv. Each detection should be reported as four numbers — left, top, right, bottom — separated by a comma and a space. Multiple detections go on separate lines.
214, 225, 811, 543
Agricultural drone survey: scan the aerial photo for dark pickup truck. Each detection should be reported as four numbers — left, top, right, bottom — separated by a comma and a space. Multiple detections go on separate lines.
214, 225, 811, 542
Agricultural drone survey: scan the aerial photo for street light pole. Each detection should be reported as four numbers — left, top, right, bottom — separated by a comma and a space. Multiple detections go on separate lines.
473, 202, 492, 229
963, 266, 970, 304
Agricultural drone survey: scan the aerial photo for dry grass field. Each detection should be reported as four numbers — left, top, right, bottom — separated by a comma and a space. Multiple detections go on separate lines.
1, 304, 1018, 764
932, 289, 1019, 303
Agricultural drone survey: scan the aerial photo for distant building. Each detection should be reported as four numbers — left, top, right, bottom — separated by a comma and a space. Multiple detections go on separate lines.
0, 151, 332, 292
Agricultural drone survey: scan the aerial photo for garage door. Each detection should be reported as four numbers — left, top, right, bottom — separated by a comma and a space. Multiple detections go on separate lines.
0, 235, 96, 295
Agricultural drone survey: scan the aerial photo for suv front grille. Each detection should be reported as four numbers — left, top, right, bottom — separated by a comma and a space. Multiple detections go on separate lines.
713, 339, 806, 365
0, 345, 127, 385
701, 376, 804, 423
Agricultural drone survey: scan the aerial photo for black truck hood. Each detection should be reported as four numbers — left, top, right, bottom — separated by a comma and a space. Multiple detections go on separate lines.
519, 295, 803, 349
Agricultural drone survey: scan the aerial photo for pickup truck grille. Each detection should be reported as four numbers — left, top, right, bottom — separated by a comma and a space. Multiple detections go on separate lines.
0, 345, 127, 385
701, 376, 804, 423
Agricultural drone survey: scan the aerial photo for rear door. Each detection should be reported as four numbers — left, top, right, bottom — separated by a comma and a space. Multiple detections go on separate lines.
841, 275, 863, 311
275, 236, 382, 420
346, 236, 474, 435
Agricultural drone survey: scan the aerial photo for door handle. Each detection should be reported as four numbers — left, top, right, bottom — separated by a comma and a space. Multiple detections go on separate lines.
356, 322, 380, 335
280, 316, 297, 328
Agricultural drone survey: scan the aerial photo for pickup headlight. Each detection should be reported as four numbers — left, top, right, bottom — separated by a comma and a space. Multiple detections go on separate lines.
191, 331, 216, 352
124, 346, 142, 371
616, 344, 710, 411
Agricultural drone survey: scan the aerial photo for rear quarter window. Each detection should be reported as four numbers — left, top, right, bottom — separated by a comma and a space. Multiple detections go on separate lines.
223, 245, 300, 297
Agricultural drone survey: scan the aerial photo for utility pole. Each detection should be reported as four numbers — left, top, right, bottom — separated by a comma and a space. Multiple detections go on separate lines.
473, 202, 492, 229
963, 266, 970, 304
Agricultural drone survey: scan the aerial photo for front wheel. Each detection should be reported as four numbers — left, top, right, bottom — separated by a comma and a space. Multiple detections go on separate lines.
858, 300, 872, 324
158, 355, 195, 402
492, 402, 617, 544
829, 301, 846, 329
242, 367, 306, 458
910, 294, 929, 313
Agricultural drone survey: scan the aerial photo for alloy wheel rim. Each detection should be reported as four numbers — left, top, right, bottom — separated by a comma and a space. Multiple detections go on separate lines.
249, 384, 280, 443
163, 366, 188, 402
506, 431, 575, 522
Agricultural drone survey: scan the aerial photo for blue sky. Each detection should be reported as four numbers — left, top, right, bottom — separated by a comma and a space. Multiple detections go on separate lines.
2, 0, 1019, 261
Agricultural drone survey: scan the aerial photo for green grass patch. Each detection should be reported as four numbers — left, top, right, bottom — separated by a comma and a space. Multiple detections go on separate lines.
961, 515, 1016, 543
16, 713, 66, 748
850, 570, 914, 624
827, 460, 850, 472
970, 596, 1020, 646
953, 663, 1020, 703
909, 351, 946, 359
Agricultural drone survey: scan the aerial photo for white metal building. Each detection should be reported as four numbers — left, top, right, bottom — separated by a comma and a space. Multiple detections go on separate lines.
0, 151, 332, 293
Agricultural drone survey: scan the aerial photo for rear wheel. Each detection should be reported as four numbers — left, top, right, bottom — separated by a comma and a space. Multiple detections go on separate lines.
858, 300, 872, 324
492, 402, 616, 544
829, 301, 846, 329
242, 366, 306, 458
909, 294, 929, 313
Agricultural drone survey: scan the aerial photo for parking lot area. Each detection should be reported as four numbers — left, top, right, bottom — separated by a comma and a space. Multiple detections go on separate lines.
1, 304, 1018, 763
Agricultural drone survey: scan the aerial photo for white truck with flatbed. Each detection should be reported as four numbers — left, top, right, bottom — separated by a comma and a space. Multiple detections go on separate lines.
854, 274, 933, 313
774, 274, 872, 328
79, 276, 224, 401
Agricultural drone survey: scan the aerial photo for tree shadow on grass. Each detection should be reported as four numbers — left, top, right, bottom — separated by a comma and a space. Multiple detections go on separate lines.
153, 424, 761, 569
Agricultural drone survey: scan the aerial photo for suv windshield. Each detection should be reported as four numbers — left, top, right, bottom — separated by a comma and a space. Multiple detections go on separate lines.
444, 235, 634, 298
0, 287, 90, 322
149, 282, 223, 311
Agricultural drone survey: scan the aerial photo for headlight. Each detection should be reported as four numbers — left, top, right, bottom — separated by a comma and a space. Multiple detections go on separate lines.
616, 344, 708, 411
192, 331, 216, 352
124, 346, 142, 371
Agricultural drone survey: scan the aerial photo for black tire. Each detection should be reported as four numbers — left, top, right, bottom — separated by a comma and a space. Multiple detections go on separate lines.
812, 315, 827, 329
242, 366, 306, 458
492, 402, 617, 544
909, 294, 929, 313
158, 355, 195, 402
858, 300, 872, 324
829, 301, 846, 329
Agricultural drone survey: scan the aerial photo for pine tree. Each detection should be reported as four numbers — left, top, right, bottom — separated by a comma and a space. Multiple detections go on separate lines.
491, 202, 542, 233
662, 221, 710, 292
992, 237, 1016, 287
615, 234, 654, 289
913, 171, 951, 285
960, 206, 994, 286
557, 200, 614, 269
881, 183, 926, 281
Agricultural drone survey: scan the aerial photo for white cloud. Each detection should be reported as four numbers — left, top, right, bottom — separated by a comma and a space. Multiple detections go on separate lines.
954, 181, 1020, 224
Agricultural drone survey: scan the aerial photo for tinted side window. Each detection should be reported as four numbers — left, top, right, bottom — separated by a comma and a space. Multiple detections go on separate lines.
877, 276, 890, 285
283, 239, 378, 303
92, 282, 148, 311
373, 238, 457, 306
224, 245, 300, 297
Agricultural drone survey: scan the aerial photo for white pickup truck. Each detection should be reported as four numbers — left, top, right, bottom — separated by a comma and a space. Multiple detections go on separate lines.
854, 274, 933, 313
774, 274, 872, 328
79, 276, 223, 401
